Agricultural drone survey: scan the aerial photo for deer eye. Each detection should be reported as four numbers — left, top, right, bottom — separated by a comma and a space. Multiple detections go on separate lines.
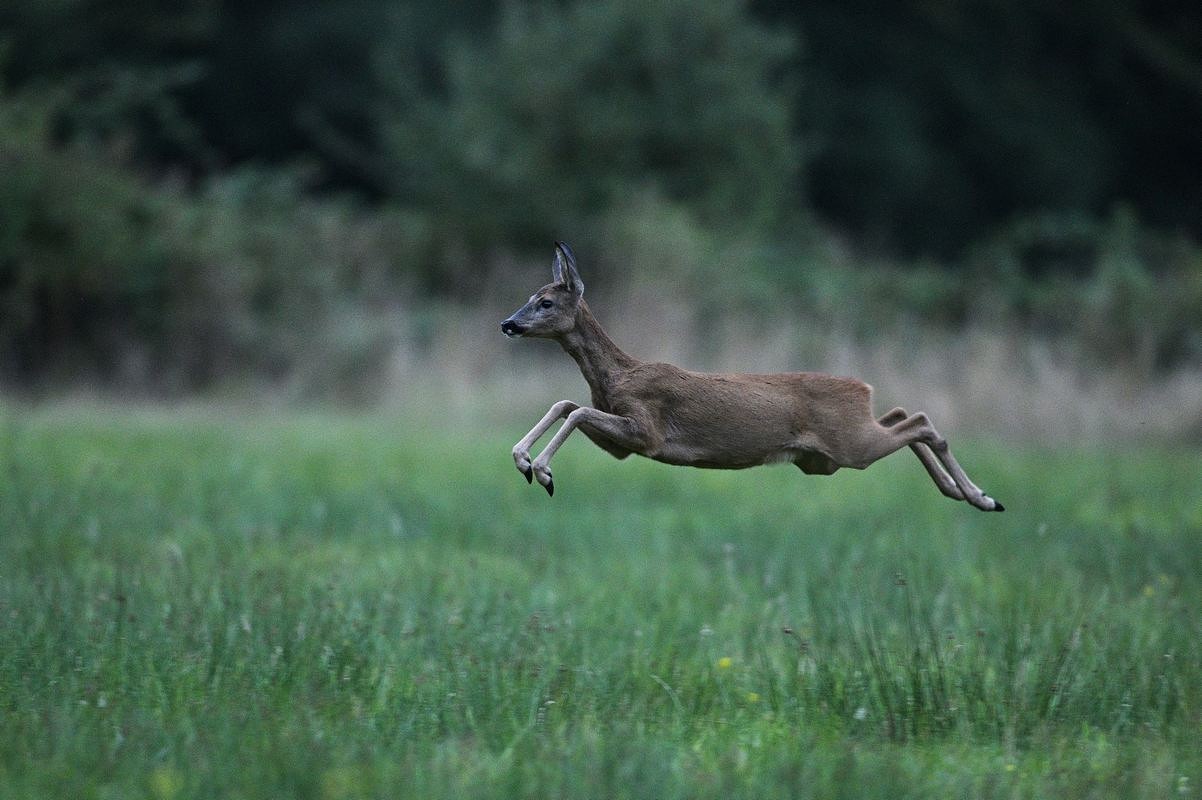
539, 299, 554, 309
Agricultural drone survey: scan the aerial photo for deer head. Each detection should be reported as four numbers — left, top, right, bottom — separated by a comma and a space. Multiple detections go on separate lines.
501, 242, 585, 339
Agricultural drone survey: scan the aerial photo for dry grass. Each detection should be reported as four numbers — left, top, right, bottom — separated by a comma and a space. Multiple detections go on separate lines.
377, 290, 1202, 443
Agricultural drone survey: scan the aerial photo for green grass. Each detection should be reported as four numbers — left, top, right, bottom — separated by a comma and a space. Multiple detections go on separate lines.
1, 404, 1200, 799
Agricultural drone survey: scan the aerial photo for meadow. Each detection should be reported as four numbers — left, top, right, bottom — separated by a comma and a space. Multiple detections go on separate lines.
1, 403, 1199, 798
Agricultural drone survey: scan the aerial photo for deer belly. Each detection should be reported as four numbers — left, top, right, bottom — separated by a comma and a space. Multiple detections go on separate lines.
580, 426, 633, 460
652, 428, 797, 470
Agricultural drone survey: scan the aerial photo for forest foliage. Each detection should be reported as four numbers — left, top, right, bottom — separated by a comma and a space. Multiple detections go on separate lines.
1, 0, 1200, 393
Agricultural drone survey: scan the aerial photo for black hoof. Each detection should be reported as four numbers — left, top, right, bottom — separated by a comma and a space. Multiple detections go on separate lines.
993, 501, 1005, 512
545, 478, 554, 497
522, 465, 533, 484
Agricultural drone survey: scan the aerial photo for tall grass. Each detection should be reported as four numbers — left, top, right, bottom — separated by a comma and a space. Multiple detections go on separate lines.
1, 404, 1199, 798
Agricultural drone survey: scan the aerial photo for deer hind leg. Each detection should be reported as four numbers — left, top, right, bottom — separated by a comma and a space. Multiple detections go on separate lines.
844, 412, 1003, 511
886, 413, 1002, 511
513, 400, 580, 483
529, 407, 649, 496
878, 407, 964, 501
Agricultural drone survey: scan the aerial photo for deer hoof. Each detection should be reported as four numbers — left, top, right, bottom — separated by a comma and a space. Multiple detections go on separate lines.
513, 448, 533, 480
532, 465, 554, 496
974, 493, 1004, 512
522, 465, 533, 483
531, 461, 553, 492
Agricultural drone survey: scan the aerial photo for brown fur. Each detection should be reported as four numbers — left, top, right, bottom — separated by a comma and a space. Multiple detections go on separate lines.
502, 243, 1003, 511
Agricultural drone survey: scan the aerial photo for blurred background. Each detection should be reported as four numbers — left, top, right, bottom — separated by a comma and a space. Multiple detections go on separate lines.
1, 0, 1200, 439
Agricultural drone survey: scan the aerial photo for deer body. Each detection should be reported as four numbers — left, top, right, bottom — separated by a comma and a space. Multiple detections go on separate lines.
502, 243, 1003, 511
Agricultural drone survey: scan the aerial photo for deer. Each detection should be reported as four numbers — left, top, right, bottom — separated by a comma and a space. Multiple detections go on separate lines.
501, 242, 1004, 512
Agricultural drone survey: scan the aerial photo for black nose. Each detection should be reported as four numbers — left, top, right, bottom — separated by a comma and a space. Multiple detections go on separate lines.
501, 320, 524, 335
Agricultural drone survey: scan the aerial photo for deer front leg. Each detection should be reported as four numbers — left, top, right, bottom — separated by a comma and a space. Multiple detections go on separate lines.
530, 407, 649, 496
513, 400, 580, 483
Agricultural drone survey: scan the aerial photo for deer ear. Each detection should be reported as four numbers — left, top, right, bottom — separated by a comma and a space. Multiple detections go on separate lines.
554, 241, 584, 296
551, 245, 566, 285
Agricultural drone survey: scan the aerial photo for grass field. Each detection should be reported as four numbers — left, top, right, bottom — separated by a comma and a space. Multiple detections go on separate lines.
1, 404, 1199, 798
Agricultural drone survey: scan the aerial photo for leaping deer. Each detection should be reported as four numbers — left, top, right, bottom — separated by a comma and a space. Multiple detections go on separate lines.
501, 243, 1004, 512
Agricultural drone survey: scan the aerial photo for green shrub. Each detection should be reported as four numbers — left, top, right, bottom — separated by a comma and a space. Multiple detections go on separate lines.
378, 0, 800, 255
0, 88, 421, 396
970, 209, 1202, 373
0, 91, 172, 385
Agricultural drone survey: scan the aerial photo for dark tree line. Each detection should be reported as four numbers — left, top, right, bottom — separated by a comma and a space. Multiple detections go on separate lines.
763, 0, 1202, 255
2, 0, 1200, 391
4, 0, 1200, 254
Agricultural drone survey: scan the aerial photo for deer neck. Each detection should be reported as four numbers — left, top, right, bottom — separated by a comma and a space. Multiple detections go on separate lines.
558, 302, 638, 410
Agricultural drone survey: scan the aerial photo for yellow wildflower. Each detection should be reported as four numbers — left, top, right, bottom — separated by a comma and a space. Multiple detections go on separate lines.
150, 767, 183, 800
